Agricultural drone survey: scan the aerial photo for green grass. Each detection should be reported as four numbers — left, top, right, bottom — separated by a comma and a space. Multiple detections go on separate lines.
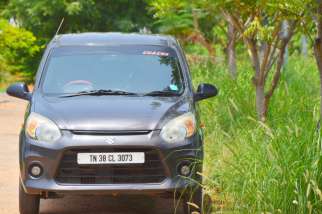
192, 55, 322, 213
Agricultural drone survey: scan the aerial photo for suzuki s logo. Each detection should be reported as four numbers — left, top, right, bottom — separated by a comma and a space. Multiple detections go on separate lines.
105, 136, 115, 145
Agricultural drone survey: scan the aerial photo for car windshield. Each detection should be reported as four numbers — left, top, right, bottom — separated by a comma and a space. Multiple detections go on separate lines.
41, 46, 184, 95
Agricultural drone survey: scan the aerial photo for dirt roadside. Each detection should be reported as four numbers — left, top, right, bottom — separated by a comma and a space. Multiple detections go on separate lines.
0, 94, 181, 214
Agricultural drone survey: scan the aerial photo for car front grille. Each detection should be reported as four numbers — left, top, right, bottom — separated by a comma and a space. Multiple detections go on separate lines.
55, 148, 167, 184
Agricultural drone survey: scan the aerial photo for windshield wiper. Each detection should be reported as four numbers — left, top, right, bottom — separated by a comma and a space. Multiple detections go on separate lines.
59, 89, 138, 98
144, 90, 180, 97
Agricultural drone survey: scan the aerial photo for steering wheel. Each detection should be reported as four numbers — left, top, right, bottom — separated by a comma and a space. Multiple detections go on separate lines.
63, 80, 94, 93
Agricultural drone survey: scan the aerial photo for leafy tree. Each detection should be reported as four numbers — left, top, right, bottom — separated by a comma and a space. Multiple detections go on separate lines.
200, 0, 239, 78
148, 0, 217, 61
215, 0, 304, 121
0, 19, 41, 82
4, 0, 153, 40
0, 0, 8, 13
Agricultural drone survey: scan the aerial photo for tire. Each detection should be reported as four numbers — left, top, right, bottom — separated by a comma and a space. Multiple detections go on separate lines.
182, 186, 212, 214
19, 182, 40, 214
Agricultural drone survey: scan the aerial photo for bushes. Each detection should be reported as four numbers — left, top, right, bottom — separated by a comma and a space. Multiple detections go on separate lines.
191, 55, 322, 213
0, 19, 41, 85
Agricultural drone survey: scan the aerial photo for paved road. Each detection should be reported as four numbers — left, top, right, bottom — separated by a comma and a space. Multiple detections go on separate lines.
0, 94, 183, 214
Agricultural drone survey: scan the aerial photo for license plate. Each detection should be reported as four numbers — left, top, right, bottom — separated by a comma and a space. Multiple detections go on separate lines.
77, 152, 145, 165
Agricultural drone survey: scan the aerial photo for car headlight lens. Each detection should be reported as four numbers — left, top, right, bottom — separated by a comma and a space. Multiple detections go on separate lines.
25, 112, 61, 143
160, 112, 196, 143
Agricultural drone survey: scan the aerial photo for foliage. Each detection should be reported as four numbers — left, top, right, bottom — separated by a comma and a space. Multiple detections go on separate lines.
217, 0, 306, 120
148, 0, 193, 35
192, 55, 322, 213
4, 0, 154, 40
0, 19, 41, 82
0, 0, 8, 13
149, 0, 219, 40
148, 0, 219, 59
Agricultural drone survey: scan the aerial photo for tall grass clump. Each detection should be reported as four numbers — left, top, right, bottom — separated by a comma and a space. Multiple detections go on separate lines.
191, 55, 322, 213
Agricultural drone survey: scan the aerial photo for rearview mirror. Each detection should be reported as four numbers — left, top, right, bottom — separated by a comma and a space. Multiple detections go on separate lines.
6, 82, 31, 101
194, 83, 218, 102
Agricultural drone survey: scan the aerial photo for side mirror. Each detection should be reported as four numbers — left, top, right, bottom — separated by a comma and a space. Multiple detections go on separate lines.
194, 83, 218, 102
6, 82, 31, 101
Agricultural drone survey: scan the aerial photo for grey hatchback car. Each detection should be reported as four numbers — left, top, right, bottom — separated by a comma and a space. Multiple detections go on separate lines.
7, 33, 217, 214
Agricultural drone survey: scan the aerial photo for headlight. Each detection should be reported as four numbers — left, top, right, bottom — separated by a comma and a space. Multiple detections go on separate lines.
160, 112, 196, 143
25, 112, 61, 143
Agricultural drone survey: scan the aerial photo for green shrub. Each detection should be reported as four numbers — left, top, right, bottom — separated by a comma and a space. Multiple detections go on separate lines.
191, 55, 322, 213
0, 19, 41, 83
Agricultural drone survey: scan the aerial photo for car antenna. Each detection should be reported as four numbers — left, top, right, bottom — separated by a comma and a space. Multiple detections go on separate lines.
55, 17, 65, 37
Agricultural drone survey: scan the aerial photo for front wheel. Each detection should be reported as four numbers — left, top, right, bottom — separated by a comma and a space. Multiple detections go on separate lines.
182, 187, 212, 214
19, 181, 40, 214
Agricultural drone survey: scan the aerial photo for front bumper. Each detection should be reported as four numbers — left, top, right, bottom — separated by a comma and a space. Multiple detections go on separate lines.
23, 177, 196, 195
20, 130, 203, 196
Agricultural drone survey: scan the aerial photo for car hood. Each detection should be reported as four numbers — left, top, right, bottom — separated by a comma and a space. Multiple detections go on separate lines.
33, 94, 189, 131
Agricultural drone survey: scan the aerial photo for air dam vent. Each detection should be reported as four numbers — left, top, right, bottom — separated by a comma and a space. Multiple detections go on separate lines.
55, 148, 167, 184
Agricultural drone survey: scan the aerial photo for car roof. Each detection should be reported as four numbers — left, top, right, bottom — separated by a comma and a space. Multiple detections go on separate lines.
51, 32, 177, 47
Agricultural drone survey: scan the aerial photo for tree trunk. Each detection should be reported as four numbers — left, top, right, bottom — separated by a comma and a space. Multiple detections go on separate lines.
314, 40, 322, 120
314, 1, 322, 120
256, 84, 266, 121
223, 11, 296, 122
227, 21, 237, 78
314, 38, 322, 120
246, 38, 267, 121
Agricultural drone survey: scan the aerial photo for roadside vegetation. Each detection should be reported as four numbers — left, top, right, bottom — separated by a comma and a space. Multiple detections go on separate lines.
1, 0, 322, 213
0, 19, 40, 89
191, 54, 321, 212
